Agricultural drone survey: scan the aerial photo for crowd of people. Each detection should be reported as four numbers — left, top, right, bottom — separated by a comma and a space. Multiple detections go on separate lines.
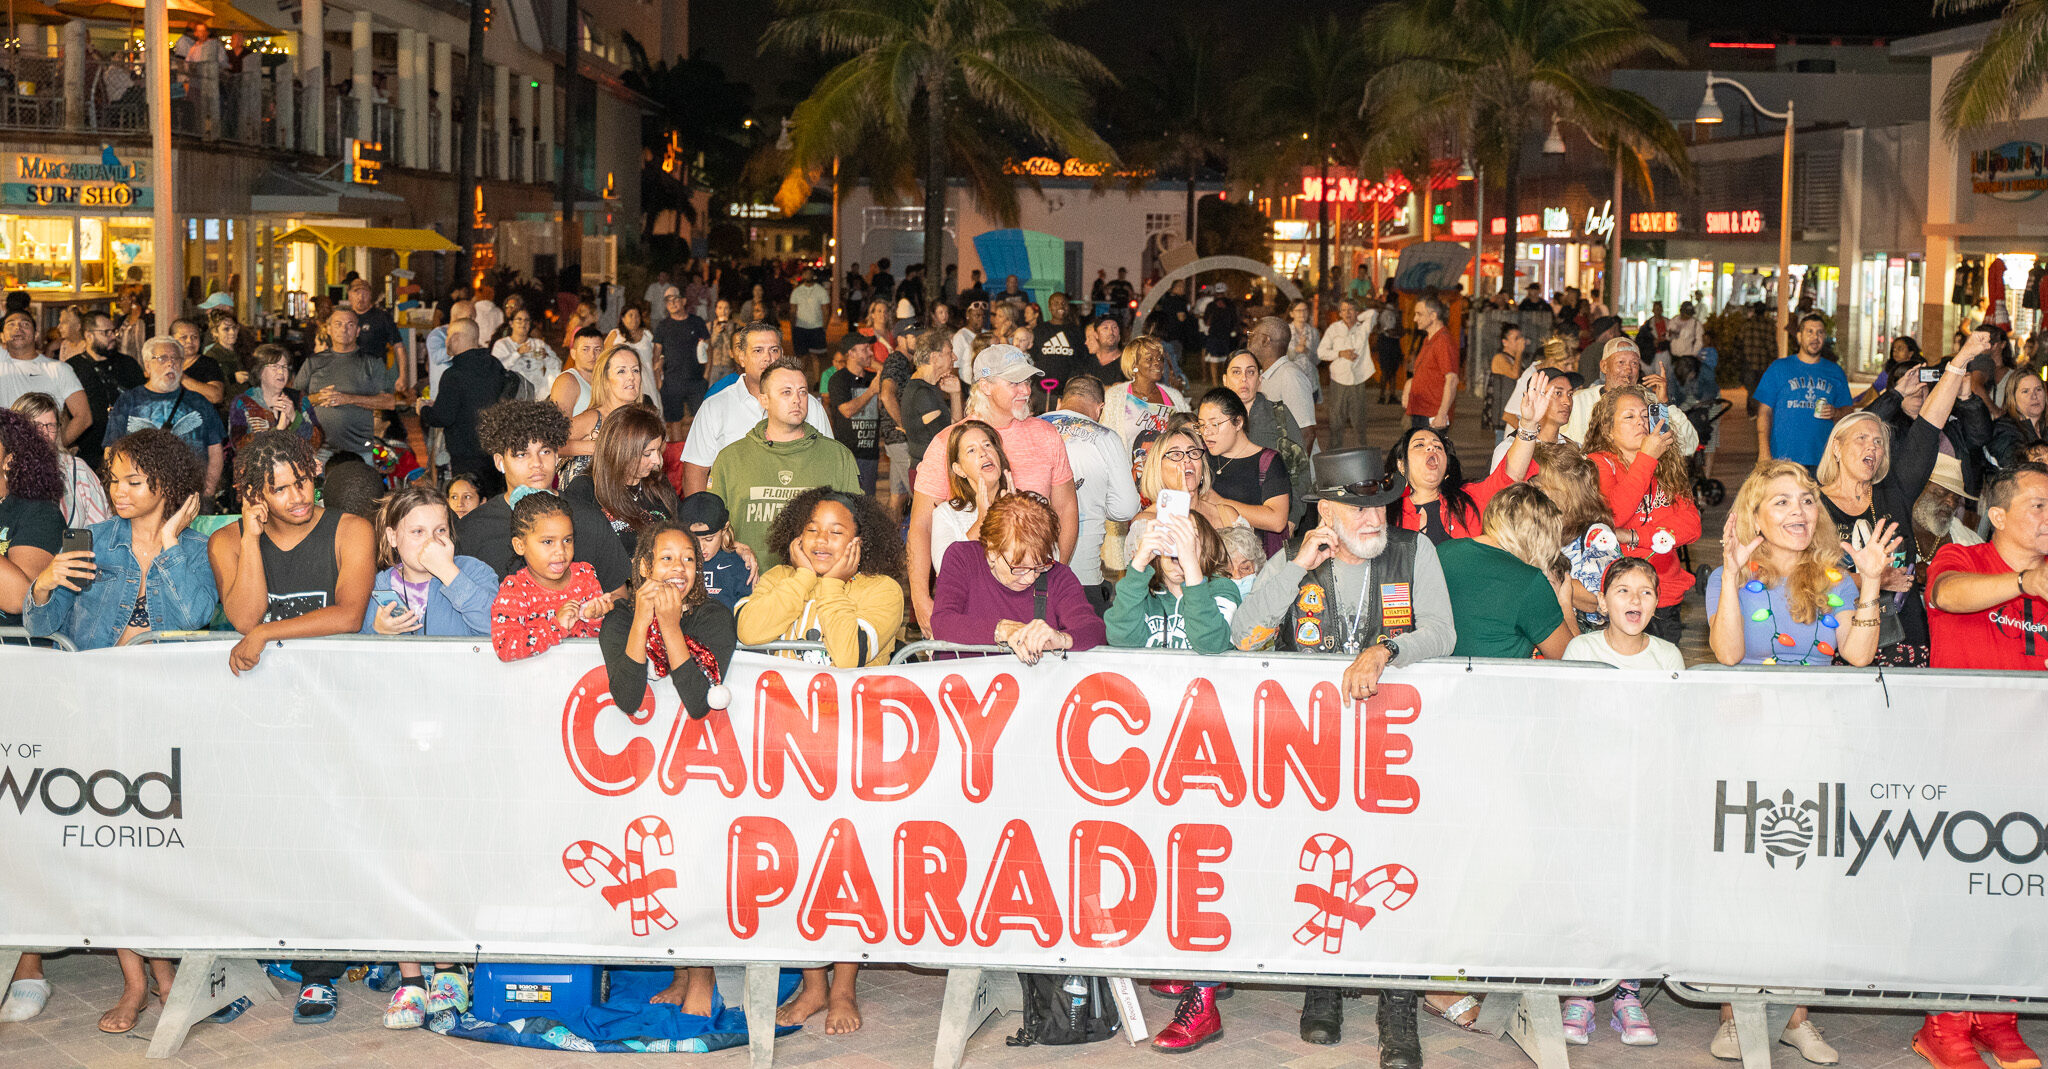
0, 257, 2044, 1069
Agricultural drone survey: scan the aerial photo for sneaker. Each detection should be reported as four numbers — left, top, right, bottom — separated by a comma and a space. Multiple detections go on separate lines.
1973, 1013, 2043, 1069
0, 978, 51, 1023
204, 996, 253, 1024
1611, 993, 1658, 1046
384, 985, 428, 1029
1711, 1019, 1742, 1061
1918, 1013, 1990, 1069
1781, 1019, 1840, 1065
1152, 986, 1222, 1053
293, 982, 338, 1025
426, 970, 470, 1014
1561, 997, 1594, 1045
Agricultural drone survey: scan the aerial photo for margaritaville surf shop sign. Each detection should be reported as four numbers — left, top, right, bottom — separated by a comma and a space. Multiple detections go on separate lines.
3, 147, 151, 210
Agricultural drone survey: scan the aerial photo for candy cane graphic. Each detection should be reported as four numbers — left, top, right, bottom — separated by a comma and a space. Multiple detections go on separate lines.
563, 816, 680, 936
1293, 833, 1354, 952
1292, 834, 1419, 953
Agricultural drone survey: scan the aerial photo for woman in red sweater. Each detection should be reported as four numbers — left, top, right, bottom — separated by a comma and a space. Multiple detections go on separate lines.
1582, 386, 1700, 643
1391, 388, 1543, 543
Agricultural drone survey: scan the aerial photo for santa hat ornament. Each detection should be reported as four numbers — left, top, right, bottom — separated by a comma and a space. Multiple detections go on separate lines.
682, 636, 730, 715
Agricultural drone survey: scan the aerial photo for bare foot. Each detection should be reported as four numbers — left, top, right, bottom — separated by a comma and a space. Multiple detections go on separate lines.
99, 989, 151, 1034
681, 969, 716, 1018
824, 991, 862, 1035
647, 972, 690, 1006
775, 983, 828, 1028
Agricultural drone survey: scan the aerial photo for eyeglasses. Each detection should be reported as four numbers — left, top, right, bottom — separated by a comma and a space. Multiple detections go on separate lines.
1161, 447, 1203, 463
997, 557, 1055, 579
1197, 419, 1236, 434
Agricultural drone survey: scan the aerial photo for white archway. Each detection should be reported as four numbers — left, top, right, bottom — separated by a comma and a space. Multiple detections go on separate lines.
1134, 255, 1304, 331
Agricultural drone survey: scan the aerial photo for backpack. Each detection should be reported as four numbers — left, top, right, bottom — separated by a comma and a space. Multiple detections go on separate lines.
1267, 400, 1315, 528
498, 367, 536, 403
1006, 973, 1121, 1046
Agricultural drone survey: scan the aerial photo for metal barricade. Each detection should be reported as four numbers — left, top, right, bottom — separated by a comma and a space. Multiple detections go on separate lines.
1665, 982, 2048, 1069
0, 626, 75, 651
891, 639, 1011, 664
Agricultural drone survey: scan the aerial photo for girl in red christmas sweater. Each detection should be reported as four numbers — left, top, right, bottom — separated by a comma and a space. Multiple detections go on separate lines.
490, 491, 613, 660
1583, 386, 1701, 644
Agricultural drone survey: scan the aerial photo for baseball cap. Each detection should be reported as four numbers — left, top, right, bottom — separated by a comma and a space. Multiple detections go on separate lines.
1601, 336, 1641, 361
677, 491, 730, 536
197, 292, 234, 312
1588, 314, 1621, 337
972, 343, 1041, 383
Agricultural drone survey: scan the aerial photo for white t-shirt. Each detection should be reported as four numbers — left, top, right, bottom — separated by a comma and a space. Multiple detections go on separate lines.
1562, 630, 1684, 671
1260, 354, 1318, 429
790, 283, 831, 330
1038, 410, 1141, 586
492, 337, 560, 400
0, 354, 84, 409
678, 377, 835, 467
644, 282, 671, 323
930, 502, 979, 575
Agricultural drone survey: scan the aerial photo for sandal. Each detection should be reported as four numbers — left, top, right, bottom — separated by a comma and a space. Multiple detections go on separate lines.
1422, 993, 1486, 1033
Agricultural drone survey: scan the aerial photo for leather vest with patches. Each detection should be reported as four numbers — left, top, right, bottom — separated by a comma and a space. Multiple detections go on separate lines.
1283, 526, 1420, 653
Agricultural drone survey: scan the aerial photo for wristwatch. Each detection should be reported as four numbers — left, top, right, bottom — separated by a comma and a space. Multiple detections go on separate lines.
1375, 635, 1401, 660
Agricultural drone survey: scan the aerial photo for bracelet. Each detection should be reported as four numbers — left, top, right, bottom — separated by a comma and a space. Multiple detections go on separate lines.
2021, 573, 2029, 598
1850, 617, 1880, 628
1517, 429, 1538, 441
1945, 364, 1968, 377
1856, 597, 1881, 609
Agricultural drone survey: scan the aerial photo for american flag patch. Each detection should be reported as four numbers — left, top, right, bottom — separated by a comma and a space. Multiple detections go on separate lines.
1381, 583, 1411, 608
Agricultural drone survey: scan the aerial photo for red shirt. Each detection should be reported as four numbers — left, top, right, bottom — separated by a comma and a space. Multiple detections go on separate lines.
1406, 328, 1460, 419
490, 562, 606, 661
1591, 451, 1702, 607
1927, 542, 2048, 671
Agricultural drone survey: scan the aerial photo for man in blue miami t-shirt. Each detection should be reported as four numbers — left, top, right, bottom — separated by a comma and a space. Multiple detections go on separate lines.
1752, 311, 1851, 467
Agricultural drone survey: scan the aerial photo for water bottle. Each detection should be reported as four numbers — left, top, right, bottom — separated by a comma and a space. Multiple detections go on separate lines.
1062, 974, 1088, 1033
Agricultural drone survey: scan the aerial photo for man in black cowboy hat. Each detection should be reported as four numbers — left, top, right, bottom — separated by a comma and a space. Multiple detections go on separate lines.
1227, 445, 1456, 1062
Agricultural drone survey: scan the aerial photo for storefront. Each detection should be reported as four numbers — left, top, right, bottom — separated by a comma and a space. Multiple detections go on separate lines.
0, 145, 155, 313
1449, 200, 1613, 300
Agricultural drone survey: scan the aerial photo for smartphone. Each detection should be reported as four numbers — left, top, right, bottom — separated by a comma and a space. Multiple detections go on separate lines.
1918, 367, 1943, 384
60, 528, 94, 592
371, 589, 406, 614
1646, 402, 1666, 429
1155, 489, 1191, 560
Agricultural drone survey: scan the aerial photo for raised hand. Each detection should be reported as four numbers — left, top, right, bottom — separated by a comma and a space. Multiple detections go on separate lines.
827, 537, 863, 582
161, 491, 201, 544
1294, 525, 1338, 571
33, 550, 97, 598
1844, 519, 1902, 584
1721, 511, 1763, 576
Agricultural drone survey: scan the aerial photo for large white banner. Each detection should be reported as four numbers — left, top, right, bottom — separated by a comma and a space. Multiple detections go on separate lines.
2, 641, 2045, 995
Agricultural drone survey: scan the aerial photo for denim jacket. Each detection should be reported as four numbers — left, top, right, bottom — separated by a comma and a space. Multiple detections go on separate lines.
358, 555, 498, 637
24, 518, 218, 650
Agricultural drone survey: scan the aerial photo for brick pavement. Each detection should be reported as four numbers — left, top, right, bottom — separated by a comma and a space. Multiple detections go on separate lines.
0, 951, 1974, 1069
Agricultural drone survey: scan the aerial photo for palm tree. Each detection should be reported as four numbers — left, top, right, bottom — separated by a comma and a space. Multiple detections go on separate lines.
1936, 0, 2048, 130
1116, 27, 1233, 244
1237, 16, 1372, 302
1363, 0, 1689, 302
763, 0, 1115, 307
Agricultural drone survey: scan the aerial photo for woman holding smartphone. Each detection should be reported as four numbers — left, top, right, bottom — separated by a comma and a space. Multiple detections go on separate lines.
19, 428, 215, 1034
361, 483, 497, 637
1814, 341, 1972, 657
1581, 386, 1700, 644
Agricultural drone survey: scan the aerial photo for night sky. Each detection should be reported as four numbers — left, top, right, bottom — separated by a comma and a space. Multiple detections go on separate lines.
690, 0, 1973, 110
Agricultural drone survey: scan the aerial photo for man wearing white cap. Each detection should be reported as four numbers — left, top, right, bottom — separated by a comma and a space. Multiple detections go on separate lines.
905, 343, 1078, 631
1563, 335, 1696, 456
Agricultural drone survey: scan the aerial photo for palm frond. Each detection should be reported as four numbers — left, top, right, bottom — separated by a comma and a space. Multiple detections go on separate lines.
1940, 0, 2048, 131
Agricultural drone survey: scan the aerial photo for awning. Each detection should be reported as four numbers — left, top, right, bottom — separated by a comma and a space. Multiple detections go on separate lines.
275, 225, 460, 254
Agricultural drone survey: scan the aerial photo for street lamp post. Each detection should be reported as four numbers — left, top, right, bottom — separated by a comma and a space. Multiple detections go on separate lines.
1696, 72, 1795, 359
146, 0, 175, 325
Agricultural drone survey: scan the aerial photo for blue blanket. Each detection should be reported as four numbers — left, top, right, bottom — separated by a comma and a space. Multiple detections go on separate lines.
430, 966, 802, 1053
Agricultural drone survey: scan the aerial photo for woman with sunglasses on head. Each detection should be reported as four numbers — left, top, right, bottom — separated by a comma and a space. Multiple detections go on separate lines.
491, 306, 560, 401
1393, 386, 1543, 544
1101, 336, 1188, 451
11, 393, 109, 525
1582, 386, 1702, 644
1125, 418, 1249, 556
931, 490, 1104, 665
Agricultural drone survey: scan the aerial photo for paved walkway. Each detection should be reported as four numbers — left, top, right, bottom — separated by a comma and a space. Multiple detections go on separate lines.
0, 951, 1965, 1068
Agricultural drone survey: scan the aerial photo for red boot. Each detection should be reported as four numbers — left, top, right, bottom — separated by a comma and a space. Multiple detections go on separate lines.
1152, 985, 1223, 1053
1150, 980, 1190, 998
1917, 1013, 1991, 1069
1973, 1013, 2042, 1069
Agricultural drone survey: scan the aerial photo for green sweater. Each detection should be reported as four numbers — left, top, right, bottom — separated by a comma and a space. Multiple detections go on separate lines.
707, 419, 864, 567
1104, 564, 1242, 653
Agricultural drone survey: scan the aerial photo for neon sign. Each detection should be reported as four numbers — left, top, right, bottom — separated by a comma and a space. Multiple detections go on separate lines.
1704, 209, 1766, 235
1629, 211, 1680, 233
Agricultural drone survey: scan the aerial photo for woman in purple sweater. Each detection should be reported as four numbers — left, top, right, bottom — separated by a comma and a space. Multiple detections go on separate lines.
930, 491, 1105, 663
